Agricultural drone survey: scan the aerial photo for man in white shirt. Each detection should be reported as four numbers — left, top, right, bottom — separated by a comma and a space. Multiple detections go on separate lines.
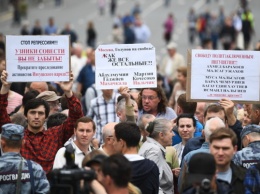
53, 117, 95, 169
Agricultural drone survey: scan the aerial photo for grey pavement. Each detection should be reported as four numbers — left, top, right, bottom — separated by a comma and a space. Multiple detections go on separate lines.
0, 0, 259, 60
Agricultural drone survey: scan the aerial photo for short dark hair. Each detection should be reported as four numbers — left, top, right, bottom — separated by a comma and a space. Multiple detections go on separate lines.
24, 98, 50, 118
114, 122, 141, 147
47, 113, 67, 128
102, 154, 131, 188
75, 116, 96, 132
138, 86, 168, 113
22, 89, 39, 106
209, 127, 237, 147
176, 113, 196, 127
177, 93, 197, 114
1, 137, 22, 149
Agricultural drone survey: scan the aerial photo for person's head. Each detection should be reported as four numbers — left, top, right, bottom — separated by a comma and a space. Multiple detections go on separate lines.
1, 124, 24, 152
102, 89, 113, 99
11, 113, 28, 128
183, 153, 216, 192
224, 17, 232, 26
34, 19, 40, 27
36, 91, 61, 115
116, 97, 138, 122
102, 122, 117, 155
113, 122, 141, 154
167, 42, 177, 57
240, 124, 260, 147
74, 44, 83, 59
250, 104, 260, 125
204, 117, 225, 142
74, 117, 96, 148
176, 93, 197, 115
146, 118, 173, 147
49, 17, 54, 26
137, 114, 155, 137
24, 98, 50, 131
202, 38, 213, 49
46, 112, 67, 128
242, 110, 251, 127
195, 102, 207, 124
138, 86, 168, 115
209, 128, 237, 170
30, 82, 48, 93
88, 21, 94, 29
82, 150, 107, 182
176, 66, 187, 85
22, 89, 39, 107
203, 104, 226, 125
176, 114, 196, 144
101, 154, 132, 190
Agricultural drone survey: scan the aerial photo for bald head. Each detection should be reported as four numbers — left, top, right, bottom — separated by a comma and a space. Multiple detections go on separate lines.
102, 122, 117, 143
30, 82, 48, 93
204, 117, 225, 141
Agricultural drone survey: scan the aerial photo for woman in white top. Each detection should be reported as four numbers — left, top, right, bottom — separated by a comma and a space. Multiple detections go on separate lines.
138, 118, 174, 194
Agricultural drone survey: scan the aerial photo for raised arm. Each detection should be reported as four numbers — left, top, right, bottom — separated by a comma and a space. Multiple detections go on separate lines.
56, 72, 84, 143
0, 70, 12, 130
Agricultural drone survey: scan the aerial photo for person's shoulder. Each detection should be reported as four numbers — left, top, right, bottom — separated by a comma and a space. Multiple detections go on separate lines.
55, 146, 66, 156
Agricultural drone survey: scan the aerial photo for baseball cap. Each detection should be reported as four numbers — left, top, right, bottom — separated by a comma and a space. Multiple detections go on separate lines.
185, 153, 216, 186
85, 154, 107, 167
167, 42, 177, 50
36, 91, 61, 102
240, 124, 260, 140
1, 123, 24, 141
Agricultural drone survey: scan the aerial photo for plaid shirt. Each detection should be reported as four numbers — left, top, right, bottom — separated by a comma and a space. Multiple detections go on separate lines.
244, 163, 260, 194
0, 93, 83, 174
87, 93, 119, 143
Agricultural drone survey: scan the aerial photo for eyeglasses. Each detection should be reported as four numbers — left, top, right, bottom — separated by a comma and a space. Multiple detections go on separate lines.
141, 95, 158, 101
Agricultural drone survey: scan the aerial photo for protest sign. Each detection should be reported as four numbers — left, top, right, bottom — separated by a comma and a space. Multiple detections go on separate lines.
5, 35, 70, 82
187, 49, 260, 103
95, 43, 157, 89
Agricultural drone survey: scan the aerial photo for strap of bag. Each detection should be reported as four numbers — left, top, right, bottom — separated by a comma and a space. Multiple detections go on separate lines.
27, 160, 35, 194
16, 157, 24, 194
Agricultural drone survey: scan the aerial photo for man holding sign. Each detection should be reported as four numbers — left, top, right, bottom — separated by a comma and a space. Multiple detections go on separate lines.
0, 70, 84, 174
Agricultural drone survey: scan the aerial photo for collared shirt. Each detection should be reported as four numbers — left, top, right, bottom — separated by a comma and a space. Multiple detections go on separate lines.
138, 106, 177, 121
233, 141, 260, 169
0, 93, 83, 174
0, 152, 49, 194
138, 137, 173, 194
53, 141, 93, 169
87, 92, 120, 143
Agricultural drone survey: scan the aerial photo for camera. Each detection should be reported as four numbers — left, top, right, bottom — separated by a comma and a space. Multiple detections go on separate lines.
48, 146, 96, 194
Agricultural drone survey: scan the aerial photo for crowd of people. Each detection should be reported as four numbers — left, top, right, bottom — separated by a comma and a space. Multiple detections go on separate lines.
0, 1, 260, 194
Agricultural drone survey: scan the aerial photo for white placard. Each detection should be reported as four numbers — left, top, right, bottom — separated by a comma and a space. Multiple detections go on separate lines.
188, 49, 260, 102
95, 43, 157, 89
5, 35, 70, 82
